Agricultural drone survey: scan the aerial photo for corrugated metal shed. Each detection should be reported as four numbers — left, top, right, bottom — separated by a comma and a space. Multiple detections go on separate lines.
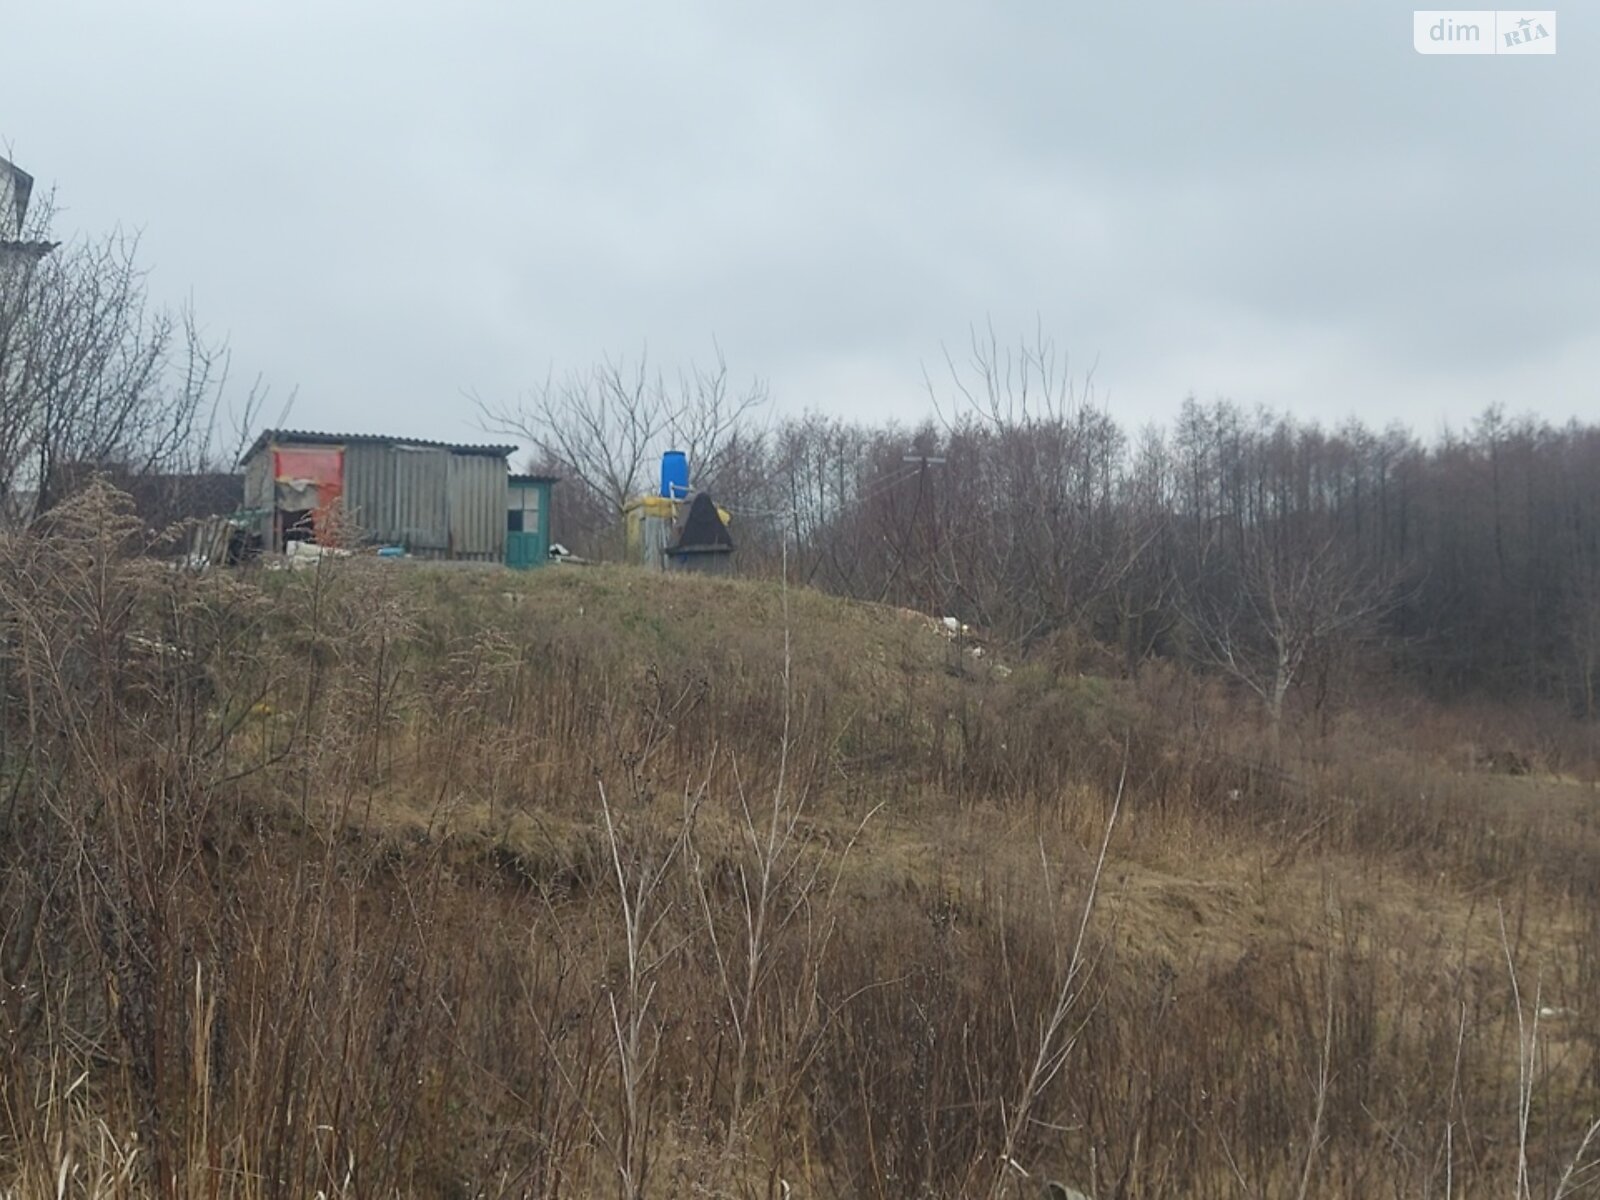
240, 429, 515, 461
624, 495, 675, 570
343, 441, 447, 552
447, 451, 506, 559
240, 430, 515, 561
240, 454, 272, 547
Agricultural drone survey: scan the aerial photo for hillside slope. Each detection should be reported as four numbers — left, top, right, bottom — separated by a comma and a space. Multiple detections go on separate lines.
2, 503, 1596, 1198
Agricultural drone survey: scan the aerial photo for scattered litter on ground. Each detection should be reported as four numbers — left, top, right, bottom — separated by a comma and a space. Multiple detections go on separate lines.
889, 605, 1011, 674
282, 541, 353, 569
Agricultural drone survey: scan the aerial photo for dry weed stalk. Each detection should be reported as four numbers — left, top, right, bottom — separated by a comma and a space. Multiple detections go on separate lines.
988, 754, 1124, 1200
1, 490, 1598, 1197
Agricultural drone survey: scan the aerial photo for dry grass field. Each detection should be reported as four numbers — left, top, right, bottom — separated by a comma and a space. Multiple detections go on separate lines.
3, 485, 1599, 1198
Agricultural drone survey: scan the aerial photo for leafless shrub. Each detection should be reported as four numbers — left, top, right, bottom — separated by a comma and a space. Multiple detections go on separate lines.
475, 346, 767, 556
1, 193, 227, 524
1, 492, 1597, 1198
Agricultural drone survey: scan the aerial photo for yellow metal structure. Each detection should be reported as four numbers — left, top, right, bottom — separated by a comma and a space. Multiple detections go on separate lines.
623, 495, 732, 567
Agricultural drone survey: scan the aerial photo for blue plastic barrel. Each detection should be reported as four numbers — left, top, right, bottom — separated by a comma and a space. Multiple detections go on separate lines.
660, 450, 689, 499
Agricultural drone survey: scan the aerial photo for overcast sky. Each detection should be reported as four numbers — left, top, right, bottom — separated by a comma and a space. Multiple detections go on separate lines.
3, 1, 1594, 447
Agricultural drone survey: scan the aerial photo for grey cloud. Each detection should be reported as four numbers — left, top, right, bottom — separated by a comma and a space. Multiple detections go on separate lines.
2, 0, 1593, 443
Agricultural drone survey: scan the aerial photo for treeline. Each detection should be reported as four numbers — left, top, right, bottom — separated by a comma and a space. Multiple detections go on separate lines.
740, 398, 1600, 713
491, 335, 1600, 718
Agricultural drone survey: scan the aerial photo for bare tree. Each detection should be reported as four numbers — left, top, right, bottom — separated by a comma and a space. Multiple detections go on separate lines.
1561, 566, 1600, 725
919, 324, 1128, 640
1182, 531, 1399, 741
476, 346, 766, 522
666, 344, 768, 493
0, 188, 223, 521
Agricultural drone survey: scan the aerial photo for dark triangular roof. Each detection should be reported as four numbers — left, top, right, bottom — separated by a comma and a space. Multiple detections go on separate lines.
667, 492, 733, 554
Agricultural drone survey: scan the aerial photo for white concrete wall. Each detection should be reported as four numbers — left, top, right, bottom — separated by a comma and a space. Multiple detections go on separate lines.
0, 169, 16, 238
0, 158, 33, 239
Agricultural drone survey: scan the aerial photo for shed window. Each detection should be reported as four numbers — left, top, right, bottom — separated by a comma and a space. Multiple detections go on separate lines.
508, 487, 541, 533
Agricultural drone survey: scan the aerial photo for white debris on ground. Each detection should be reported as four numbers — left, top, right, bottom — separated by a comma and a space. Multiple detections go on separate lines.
287, 541, 352, 568
260, 541, 358, 570
126, 632, 187, 658
891, 606, 1010, 675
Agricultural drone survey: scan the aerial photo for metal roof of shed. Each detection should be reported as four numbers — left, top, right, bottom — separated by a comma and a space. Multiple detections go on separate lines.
241, 429, 516, 465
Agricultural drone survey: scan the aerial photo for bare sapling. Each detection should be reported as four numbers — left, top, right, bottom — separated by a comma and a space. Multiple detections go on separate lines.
989, 753, 1126, 1200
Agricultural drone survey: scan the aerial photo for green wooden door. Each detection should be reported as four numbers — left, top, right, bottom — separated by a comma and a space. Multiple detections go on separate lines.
505, 480, 550, 568
507, 530, 544, 569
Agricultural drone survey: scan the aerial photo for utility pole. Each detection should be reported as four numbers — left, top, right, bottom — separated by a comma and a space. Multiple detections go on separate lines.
897, 453, 953, 659
901, 453, 946, 602
898, 455, 944, 573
